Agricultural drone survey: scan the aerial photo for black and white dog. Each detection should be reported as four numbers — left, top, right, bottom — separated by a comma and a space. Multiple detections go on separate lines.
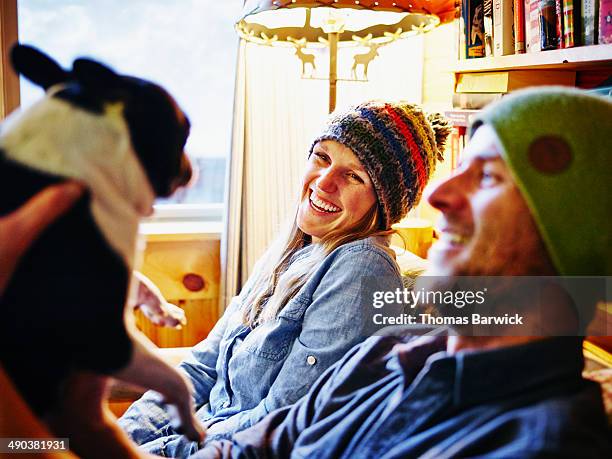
0, 44, 204, 456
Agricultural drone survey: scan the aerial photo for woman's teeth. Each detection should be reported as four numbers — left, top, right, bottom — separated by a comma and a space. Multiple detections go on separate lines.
310, 194, 341, 213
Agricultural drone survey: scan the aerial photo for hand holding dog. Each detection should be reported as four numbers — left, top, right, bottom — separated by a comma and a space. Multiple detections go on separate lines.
0, 181, 84, 297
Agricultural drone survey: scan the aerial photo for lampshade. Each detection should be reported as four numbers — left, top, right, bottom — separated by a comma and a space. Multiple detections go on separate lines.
237, 0, 457, 46
236, 0, 458, 112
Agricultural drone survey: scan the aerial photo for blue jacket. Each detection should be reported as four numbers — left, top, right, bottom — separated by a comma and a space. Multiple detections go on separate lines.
119, 237, 402, 457
194, 334, 611, 459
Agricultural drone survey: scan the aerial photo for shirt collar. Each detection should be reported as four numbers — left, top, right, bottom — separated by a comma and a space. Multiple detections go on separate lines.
397, 336, 585, 408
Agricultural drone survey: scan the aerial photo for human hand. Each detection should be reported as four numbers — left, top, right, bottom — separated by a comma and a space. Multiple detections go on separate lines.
132, 271, 187, 329
0, 181, 84, 297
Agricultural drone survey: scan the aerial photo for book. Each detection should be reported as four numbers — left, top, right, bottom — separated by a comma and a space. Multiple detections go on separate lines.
599, 0, 612, 43
493, 0, 516, 55
484, 0, 495, 55
447, 126, 468, 169
455, 70, 576, 93
458, 8, 467, 59
514, 0, 527, 52
525, 0, 532, 51
582, 0, 599, 44
444, 109, 481, 128
453, 92, 504, 109
563, 0, 578, 46
556, 0, 565, 46
540, 0, 562, 49
449, 128, 462, 169
526, 0, 542, 51
464, 0, 487, 57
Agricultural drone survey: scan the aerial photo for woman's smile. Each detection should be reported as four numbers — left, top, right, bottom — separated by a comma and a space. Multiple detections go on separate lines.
308, 190, 342, 214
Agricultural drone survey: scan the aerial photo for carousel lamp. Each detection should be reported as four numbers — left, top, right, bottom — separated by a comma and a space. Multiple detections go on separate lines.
236, 0, 457, 112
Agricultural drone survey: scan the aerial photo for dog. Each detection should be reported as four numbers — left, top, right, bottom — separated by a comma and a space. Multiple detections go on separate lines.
0, 44, 204, 457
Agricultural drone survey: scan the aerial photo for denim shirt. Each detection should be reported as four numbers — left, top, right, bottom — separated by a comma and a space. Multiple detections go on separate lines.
195, 335, 611, 459
119, 237, 402, 457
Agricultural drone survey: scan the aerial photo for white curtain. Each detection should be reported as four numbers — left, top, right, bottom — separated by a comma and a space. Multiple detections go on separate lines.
220, 40, 247, 313
221, 36, 424, 308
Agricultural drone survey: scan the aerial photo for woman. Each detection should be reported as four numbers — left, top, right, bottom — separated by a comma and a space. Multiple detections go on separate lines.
119, 101, 450, 457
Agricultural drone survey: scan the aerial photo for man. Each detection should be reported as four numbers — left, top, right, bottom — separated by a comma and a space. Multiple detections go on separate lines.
192, 87, 611, 458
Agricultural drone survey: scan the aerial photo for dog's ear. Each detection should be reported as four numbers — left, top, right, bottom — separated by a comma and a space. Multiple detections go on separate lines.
72, 58, 121, 90
10, 44, 68, 90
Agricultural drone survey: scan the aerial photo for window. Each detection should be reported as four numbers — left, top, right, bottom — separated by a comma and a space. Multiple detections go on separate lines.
17, 0, 241, 220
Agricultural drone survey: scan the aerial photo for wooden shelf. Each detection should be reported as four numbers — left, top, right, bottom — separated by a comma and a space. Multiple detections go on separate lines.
454, 44, 612, 73
139, 221, 222, 242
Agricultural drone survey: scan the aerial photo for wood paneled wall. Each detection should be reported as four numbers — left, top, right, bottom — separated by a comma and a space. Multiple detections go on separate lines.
134, 237, 221, 348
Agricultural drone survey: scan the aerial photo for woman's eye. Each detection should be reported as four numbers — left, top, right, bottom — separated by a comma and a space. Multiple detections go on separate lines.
314, 152, 330, 164
348, 172, 364, 183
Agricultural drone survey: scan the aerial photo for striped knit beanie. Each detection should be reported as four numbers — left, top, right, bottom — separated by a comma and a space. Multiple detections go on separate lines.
310, 100, 450, 229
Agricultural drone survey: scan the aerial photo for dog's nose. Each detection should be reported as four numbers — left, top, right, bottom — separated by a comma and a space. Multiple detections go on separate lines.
178, 153, 192, 187
168, 153, 193, 194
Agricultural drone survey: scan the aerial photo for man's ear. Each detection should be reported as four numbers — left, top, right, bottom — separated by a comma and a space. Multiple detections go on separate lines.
10, 43, 68, 90
72, 58, 120, 91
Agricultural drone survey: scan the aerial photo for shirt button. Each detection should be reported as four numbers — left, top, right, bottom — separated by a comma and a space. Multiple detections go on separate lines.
306, 355, 317, 365
222, 401, 230, 408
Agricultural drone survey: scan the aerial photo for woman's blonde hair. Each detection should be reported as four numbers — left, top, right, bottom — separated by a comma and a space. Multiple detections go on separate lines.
242, 203, 394, 327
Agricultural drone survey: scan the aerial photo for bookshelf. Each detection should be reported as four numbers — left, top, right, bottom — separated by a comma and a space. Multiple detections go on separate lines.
454, 44, 612, 72
445, 40, 611, 176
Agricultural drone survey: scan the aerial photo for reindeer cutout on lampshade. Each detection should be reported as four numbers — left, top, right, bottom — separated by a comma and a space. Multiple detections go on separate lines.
288, 37, 316, 77
351, 34, 382, 80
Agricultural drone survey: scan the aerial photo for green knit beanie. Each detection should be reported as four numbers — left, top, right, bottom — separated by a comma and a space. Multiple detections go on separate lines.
470, 86, 612, 276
